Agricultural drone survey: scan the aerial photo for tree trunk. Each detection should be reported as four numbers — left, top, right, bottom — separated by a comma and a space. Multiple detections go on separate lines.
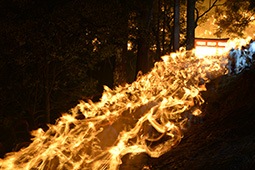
173, 0, 180, 52
162, 3, 166, 54
155, 0, 161, 61
114, 46, 128, 86
135, 0, 154, 76
136, 35, 149, 75
186, 0, 196, 50
113, 1, 128, 86
45, 62, 51, 124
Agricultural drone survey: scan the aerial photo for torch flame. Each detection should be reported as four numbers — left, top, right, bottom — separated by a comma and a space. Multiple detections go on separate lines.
1, 39, 253, 170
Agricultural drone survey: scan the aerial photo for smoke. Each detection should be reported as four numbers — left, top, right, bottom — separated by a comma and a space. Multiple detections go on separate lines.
249, 41, 255, 53
227, 40, 255, 74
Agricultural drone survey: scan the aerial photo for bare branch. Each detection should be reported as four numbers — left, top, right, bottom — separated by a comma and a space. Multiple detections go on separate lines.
195, 7, 199, 27
195, 0, 225, 24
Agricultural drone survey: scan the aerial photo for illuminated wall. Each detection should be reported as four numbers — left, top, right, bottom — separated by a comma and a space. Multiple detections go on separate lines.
195, 38, 229, 57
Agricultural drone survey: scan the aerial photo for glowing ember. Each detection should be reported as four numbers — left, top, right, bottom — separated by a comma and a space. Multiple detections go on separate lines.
0, 39, 254, 170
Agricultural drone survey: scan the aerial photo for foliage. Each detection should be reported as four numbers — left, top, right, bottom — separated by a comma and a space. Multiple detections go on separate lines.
214, 0, 254, 37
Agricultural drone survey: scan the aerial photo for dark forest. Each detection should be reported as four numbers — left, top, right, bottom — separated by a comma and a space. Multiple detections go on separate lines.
0, 0, 255, 169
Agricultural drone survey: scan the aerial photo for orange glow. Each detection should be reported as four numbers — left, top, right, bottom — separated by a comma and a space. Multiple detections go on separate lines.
195, 37, 253, 58
0, 47, 230, 169
195, 46, 227, 57
225, 37, 253, 49
194, 38, 229, 57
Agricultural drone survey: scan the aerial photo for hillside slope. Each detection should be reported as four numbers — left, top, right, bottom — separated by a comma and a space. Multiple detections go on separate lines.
120, 69, 255, 169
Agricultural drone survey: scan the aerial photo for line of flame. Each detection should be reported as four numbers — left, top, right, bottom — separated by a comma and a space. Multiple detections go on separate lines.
0, 50, 229, 170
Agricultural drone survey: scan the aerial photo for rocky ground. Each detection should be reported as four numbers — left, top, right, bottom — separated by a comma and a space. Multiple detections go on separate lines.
121, 68, 255, 169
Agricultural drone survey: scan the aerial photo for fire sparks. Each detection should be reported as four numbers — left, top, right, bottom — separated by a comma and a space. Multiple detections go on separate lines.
0, 39, 254, 170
